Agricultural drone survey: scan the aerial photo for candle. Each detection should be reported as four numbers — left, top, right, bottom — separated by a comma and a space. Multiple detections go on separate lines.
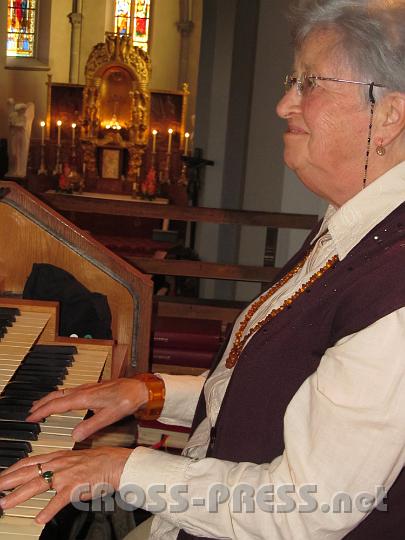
184, 132, 190, 155
40, 121, 45, 145
167, 128, 173, 154
57, 120, 62, 145
71, 123, 76, 145
152, 129, 158, 153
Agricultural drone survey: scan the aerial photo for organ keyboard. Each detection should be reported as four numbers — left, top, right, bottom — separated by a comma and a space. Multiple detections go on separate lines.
0, 299, 112, 538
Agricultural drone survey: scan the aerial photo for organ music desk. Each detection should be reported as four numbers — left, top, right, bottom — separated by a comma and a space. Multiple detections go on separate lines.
0, 180, 153, 375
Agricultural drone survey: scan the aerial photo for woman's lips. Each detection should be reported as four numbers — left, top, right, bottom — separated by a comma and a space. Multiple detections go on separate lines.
286, 125, 308, 134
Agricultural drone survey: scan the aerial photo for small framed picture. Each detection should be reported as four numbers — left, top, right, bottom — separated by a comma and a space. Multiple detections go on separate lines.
101, 148, 122, 179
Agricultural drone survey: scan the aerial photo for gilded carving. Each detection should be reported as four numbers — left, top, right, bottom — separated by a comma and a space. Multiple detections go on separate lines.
81, 32, 151, 181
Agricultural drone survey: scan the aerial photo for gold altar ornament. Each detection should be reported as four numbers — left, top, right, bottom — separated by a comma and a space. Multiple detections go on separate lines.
80, 32, 152, 184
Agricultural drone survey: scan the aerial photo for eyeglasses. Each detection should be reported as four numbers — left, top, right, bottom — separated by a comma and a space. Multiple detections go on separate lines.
284, 73, 386, 103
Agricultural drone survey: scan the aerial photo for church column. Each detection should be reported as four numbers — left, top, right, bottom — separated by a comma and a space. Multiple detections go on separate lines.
68, 0, 83, 84
194, 0, 260, 300
176, 0, 194, 88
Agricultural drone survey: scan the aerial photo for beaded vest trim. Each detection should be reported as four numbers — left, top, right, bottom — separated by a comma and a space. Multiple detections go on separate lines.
225, 254, 339, 368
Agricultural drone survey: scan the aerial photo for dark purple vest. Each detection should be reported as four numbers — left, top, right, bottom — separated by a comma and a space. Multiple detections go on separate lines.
177, 203, 405, 540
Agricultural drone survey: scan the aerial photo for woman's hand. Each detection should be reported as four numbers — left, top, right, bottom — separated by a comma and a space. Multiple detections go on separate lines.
0, 447, 133, 524
26, 378, 149, 442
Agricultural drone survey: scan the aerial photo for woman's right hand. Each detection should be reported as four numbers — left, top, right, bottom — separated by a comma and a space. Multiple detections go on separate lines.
26, 378, 149, 442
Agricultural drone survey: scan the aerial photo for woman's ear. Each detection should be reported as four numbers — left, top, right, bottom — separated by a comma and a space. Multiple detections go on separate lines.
374, 93, 405, 146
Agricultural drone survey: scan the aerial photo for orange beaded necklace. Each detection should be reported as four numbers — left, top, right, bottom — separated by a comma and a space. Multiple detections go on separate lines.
225, 253, 339, 368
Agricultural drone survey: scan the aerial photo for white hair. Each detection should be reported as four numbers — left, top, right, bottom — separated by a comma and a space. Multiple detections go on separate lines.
289, 0, 405, 101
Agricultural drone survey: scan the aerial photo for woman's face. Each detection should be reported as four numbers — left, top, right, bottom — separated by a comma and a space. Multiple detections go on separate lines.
276, 29, 372, 206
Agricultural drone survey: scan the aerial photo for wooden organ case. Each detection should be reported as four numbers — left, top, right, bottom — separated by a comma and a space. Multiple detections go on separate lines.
0, 181, 153, 536
0, 180, 153, 375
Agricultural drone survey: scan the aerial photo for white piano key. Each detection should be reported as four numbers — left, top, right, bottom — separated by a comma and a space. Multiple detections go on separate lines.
0, 515, 45, 536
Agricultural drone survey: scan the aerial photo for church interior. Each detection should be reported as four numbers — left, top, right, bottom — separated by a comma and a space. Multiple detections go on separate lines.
0, 0, 324, 375
0, 3, 404, 539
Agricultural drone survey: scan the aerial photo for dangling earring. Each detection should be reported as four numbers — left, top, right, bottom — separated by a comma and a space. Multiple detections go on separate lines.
376, 138, 386, 156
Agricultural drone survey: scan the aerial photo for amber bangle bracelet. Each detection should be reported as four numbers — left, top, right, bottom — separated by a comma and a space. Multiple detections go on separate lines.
134, 372, 166, 421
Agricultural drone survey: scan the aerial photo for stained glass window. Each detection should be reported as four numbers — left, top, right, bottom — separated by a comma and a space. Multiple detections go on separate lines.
114, 0, 151, 52
7, 0, 38, 58
115, 0, 132, 36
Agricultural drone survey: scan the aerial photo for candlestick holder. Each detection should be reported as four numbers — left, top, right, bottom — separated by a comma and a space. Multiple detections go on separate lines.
37, 143, 47, 175
151, 150, 158, 169
53, 144, 63, 176
131, 168, 141, 198
178, 161, 188, 186
161, 152, 171, 184
70, 143, 78, 173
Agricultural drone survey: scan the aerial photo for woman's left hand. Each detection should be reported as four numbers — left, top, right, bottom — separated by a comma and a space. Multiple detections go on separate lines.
0, 447, 133, 524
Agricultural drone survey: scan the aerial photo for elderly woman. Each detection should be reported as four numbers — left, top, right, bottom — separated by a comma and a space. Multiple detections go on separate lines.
1, 0, 405, 538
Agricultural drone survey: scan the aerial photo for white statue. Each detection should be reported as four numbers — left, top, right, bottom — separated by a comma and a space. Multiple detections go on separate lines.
6, 98, 35, 178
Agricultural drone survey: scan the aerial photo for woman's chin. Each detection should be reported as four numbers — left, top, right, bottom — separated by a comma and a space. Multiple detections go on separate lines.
283, 152, 302, 173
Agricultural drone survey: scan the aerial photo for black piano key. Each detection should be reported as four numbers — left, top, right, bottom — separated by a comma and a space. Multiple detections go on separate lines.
11, 374, 65, 386
0, 408, 32, 421
14, 366, 65, 378
0, 456, 24, 467
0, 404, 31, 414
0, 439, 32, 452
25, 355, 74, 367
0, 400, 39, 417
0, 307, 20, 316
0, 316, 15, 326
0, 421, 40, 435
0, 311, 15, 318
0, 397, 34, 407
0, 448, 28, 458
27, 351, 75, 360
23, 357, 73, 367
5, 382, 58, 393
31, 344, 77, 355
18, 364, 68, 377
0, 430, 38, 441
1, 388, 50, 401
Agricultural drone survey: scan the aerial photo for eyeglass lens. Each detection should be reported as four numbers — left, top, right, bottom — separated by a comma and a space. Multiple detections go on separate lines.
284, 73, 310, 95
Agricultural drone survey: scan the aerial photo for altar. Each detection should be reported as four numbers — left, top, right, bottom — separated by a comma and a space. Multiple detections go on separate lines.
30, 32, 191, 205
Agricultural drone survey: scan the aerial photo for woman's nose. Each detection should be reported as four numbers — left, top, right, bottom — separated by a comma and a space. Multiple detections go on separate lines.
276, 87, 301, 119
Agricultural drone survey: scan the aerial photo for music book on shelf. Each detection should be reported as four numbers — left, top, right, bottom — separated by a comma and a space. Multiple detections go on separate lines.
153, 316, 222, 351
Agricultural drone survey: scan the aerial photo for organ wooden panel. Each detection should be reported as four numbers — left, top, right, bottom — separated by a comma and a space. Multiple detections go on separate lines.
0, 181, 153, 374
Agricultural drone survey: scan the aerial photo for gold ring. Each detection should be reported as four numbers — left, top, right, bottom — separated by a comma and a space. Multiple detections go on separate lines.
41, 470, 54, 490
37, 463, 43, 477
